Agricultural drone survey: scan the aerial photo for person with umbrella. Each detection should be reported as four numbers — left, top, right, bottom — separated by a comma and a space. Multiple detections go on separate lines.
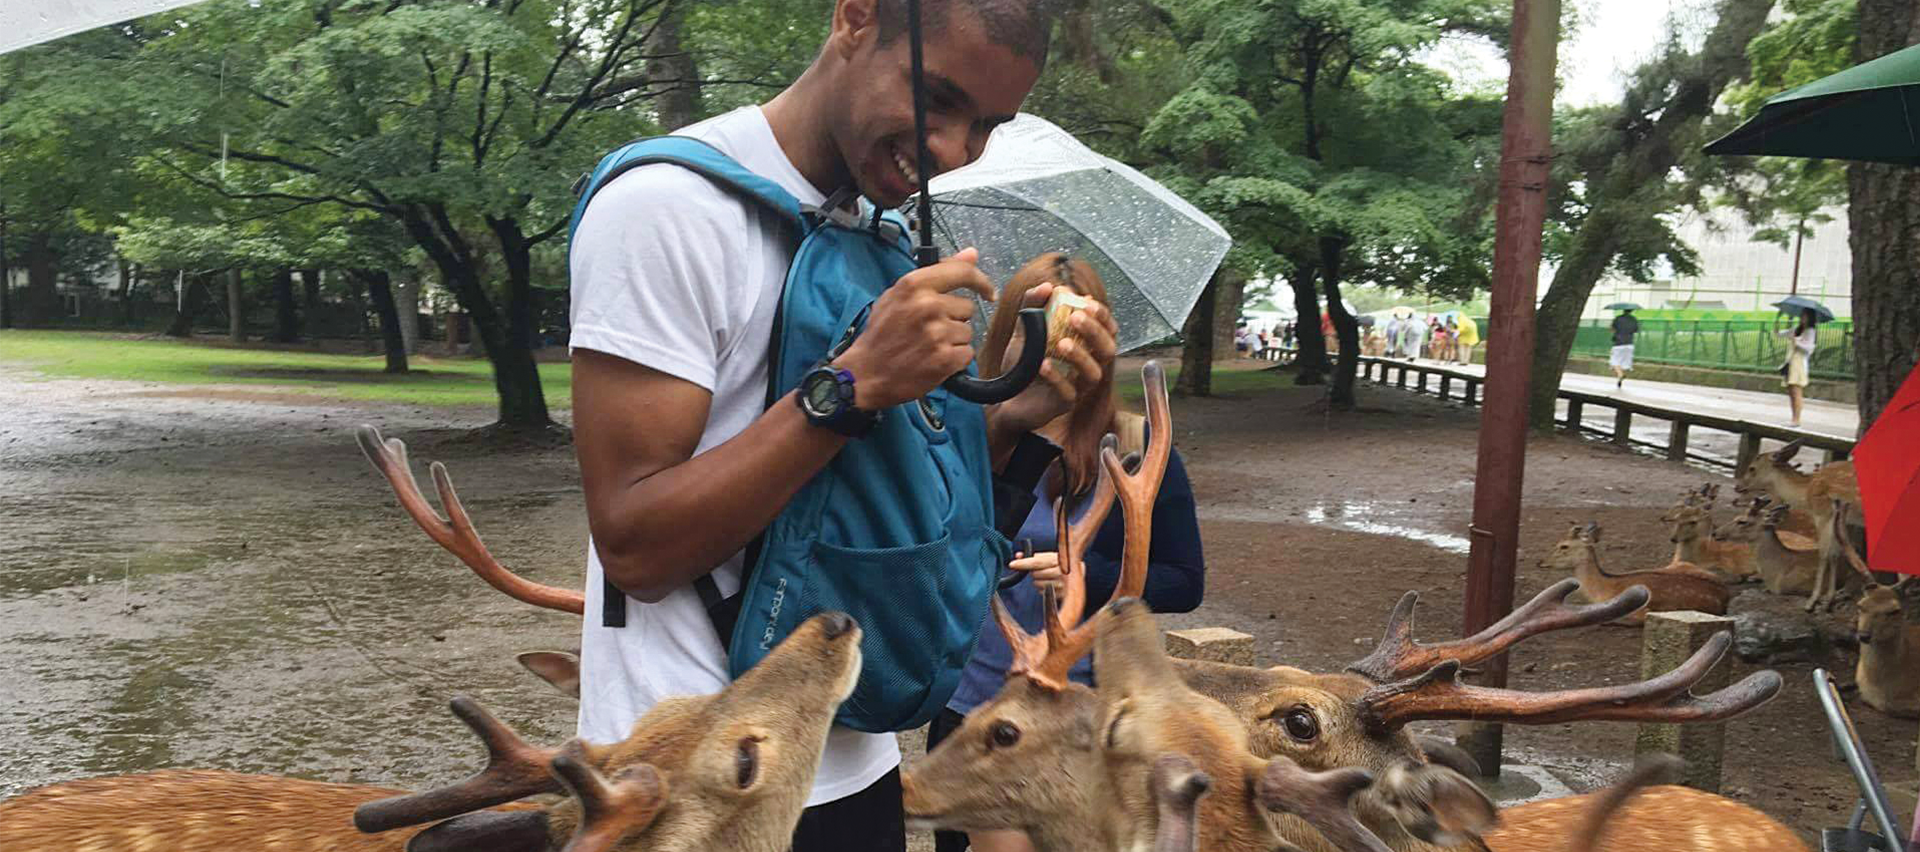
1608, 304, 1641, 389
1776, 300, 1828, 427
564, 3, 1115, 852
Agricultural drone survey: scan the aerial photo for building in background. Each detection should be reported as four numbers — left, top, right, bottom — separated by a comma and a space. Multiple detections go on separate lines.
1582, 205, 1851, 318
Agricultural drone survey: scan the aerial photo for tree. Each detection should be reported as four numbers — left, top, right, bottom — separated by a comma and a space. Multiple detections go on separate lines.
1847, 0, 1920, 429
1526, 0, 1777, 430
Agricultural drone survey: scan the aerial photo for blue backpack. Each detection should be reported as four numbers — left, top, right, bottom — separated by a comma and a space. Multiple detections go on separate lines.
569, 136, 1010, 733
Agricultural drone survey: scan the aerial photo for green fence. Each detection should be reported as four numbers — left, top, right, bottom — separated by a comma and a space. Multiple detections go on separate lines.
1569, 318, 1855, 381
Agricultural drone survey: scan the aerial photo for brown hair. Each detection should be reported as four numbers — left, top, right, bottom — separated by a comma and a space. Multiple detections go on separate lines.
981, 253, 1126, 496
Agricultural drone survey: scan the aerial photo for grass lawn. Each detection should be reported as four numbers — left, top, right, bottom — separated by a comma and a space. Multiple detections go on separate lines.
0, 330, 1292, 410
0, 330, 572, 408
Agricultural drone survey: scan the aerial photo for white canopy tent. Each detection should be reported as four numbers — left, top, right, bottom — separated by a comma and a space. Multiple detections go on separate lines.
1, 0, 215, 55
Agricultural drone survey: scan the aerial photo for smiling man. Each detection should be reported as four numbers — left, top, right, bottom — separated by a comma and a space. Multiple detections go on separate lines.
566, 2, 1114, 851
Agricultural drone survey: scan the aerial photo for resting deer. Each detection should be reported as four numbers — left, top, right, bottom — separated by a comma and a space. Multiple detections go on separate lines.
1838, 513, 1920, 718
0, 611, 863, 852
1722, 498, 1821, 596
1538, 523, 1730, 623
1176, 580, 1789, 852
1663, 503, 1755, 583
1734, 439, 1862, 611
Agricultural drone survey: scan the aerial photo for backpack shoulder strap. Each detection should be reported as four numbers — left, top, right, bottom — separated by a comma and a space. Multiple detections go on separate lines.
568, 135, 807, 243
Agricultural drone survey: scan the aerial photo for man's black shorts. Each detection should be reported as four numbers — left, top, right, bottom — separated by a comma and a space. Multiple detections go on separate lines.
791, 766, 906, 852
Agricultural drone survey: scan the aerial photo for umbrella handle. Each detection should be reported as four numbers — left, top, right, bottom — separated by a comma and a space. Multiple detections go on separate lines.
943, 308, 1047, 404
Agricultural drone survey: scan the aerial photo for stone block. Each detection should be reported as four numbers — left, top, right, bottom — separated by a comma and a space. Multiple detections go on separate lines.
1635, 610, 1735, 793
1165, 627, 1255, 667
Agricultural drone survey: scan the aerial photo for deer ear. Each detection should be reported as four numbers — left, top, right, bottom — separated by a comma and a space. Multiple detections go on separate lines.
1584, 522, 1602, 543
1774, 440, 1804, 463
1373, 761, 1497, 847
407, 810, 552, 852
517, 651, 581, 698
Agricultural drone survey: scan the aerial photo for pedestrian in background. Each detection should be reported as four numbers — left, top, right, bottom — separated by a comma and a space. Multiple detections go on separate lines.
1610, 307, 1639, 389
1778, 307, 1819, 427
1453, 314, 1479, 365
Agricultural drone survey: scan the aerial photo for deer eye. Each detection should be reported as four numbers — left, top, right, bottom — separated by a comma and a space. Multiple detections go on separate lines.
1282, 706, 1320, 742
735, 737, 759, 789
988, 720, 1021, 750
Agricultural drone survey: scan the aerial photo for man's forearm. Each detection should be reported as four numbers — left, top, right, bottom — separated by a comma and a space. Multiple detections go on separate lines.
592, 390, 847, 602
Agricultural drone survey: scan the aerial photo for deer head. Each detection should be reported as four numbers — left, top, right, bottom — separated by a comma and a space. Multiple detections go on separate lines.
1736, 440, 1806, 495
360, 611, 863, 852
1536, 524, 1602, 575
1854, 581, 1908, 647
902, 361, 1171, 852
1095, 598, 1394, 852
1172, 579, 1782, 852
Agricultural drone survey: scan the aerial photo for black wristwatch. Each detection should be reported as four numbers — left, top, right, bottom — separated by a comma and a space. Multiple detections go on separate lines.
797, 363, 880, 438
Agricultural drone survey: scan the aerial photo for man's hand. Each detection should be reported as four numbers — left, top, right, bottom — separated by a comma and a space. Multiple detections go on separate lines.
1008, 550, 1064, 586
988, 280, 1121, 438
833, 247, 996, 409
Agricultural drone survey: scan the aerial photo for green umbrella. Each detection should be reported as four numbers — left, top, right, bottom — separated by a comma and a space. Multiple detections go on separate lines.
1704, 43, 1920, 165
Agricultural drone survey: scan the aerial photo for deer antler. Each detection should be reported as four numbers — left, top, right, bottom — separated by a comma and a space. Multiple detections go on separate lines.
549, 740, 670, 852
1256, 757, 1394, 852
354, 696, 562, 833
995, 360, 1173, 691
997, 442, 1117, 690
1347, 580, 1651, 683
357, 425, 584, 614
1355, 632, 1781, 733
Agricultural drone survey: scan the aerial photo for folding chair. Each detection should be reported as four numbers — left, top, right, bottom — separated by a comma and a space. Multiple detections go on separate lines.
1814, 668, 1911, 852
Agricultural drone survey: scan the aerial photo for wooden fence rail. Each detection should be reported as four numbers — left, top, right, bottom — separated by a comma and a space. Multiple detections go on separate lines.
1355, 355, 1855, 471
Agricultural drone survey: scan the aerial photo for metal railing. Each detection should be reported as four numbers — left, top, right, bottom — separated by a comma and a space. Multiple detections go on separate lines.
1357, 355, 1856, 471
1567, 318, 1855, 381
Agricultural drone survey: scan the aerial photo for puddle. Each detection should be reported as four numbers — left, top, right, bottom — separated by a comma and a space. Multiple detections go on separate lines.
1302, 501, 1473, 554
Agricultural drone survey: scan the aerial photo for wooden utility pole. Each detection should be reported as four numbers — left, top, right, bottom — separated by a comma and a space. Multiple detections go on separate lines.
1456, 0, 1561, 778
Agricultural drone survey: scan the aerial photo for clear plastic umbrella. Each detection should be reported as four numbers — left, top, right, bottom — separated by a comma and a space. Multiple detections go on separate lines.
921, 114, 1232, 353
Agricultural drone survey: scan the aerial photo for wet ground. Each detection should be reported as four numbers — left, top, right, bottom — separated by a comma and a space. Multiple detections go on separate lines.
1, 351, 1912, 848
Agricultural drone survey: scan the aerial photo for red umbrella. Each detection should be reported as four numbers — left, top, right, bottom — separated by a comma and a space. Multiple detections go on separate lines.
1855, 360, 1920, 575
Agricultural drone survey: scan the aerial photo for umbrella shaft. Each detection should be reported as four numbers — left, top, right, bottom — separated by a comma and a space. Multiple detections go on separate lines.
907, 0, 937, 267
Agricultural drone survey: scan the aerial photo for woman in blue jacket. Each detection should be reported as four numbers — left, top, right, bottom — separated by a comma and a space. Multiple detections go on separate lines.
925, 254, 1207, 852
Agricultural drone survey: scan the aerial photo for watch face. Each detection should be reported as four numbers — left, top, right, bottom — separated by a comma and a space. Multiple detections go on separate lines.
804, 372, 840, 413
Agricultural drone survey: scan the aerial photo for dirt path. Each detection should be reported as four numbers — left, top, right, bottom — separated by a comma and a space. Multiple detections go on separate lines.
1, 356, 1909, 846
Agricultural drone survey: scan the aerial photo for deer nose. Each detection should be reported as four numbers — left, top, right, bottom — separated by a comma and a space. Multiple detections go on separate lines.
820, 612, 856, 639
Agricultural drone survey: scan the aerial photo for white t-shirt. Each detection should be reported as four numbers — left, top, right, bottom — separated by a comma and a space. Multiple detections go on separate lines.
567, 106, 900, 806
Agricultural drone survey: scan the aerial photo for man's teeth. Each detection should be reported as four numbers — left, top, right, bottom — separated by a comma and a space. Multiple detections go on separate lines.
893, 150, 920, 185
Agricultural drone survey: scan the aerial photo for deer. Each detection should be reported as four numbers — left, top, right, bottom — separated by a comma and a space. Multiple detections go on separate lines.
1734, 439, 1862, 611
1834, 507, 1920, 718
1174, 579, 1791, 852
1721, 498, 1821, 596
1537, 523, 1730, 623
0, 610, 863, 852
1663, 503, 1755, 583
902, 364, 1407, 852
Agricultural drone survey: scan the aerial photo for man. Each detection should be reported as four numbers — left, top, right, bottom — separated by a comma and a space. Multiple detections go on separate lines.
1610, 308, 1639, 389
566, 2, 1115, 852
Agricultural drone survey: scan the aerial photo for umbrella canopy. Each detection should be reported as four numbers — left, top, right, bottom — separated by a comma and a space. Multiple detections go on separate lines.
1390, 306, 1415, 319
924, 114, 1232, 353
2, 0, 214, 55
1605, 302, 1642, 311
1774, 295, 1836, 323
1704, 43, 1920, 166
1854, 360, 1920, 575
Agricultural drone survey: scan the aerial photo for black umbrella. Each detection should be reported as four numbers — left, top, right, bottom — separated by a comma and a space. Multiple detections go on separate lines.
1773, 295, 1835, 323
1604, 302, 1642, 311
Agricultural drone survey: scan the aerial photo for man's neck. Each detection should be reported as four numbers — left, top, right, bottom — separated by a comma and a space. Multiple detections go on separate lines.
762, 69, 854, 201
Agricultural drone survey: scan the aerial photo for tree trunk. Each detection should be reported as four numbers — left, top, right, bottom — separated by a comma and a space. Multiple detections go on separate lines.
271, 267, 299, 342
1176, 271, 1220, 396
0, 208, 11, 330
22, 232, 59, 327
395, 277, 420, 355
1528, 209, 1627, 428
359, 269, 410, 374
166, 274, 209, 338
647, 1, 701, 130
300, 268, 321, 336
119, 260, 135, 328
1210, 272, 1246, 361
1850, 0, 1920, 432
226, 268, 246, 341
401, 205, 551, 429
1059, 0, 1117, 83
1289, 262, 1329, 384
1321, 237, 1361, 408
1525, 0, 1774, 430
